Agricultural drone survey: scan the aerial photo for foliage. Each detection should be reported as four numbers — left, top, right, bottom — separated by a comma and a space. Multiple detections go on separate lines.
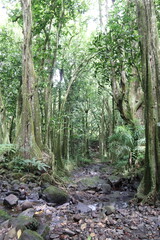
0, 144, 17, 156
25, 158, 50, 172
108, 124, 145, 172
109, 125, 134, 162
6, 157, 50, 173
0, 26, 21, 119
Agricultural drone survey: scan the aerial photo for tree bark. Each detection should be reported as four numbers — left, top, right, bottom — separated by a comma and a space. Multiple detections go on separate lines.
0, 88, 10, 144
136, 0, 160, 203
15, 0, 43, 159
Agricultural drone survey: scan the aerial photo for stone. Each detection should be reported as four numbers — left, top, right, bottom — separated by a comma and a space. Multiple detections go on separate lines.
43, 186, 68, 205
78, 176, 104, 191
19, 230, 44, 240
19, 208, 35, 218
0, 219, 11, 229
99, 184, 111, 194
73, 214, 81, 222
21, 201, 33, 211
37, 224, 50, 239
76, 202, 91, 213
103, 205, 115, 215
3, 194, 18, 208
63, 228, 76, 236
13, 215, 39, 231
4, 227, 16, 240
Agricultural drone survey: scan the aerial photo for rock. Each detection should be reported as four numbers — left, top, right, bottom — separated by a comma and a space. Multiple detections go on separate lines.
50, 234, 59, 239
0, 219, 11, 229
78, 176, 105, 191
13, 215, 39, 231
21, 201, 33, 211
103, 205, 115, 215
43, 186, 68, 205
19, 208, 35, 218
73, 214, 81, 222
19, 230, 44, 240
0, 210, 11, 224
98, 184, 111, 194
29, 188, 40, 200
3, 194, 18, 208
63, 228, 76, 236
3, 227, 16, 240
37, 224, 50, 239
0, 234, 4, 240
76, 202, 91, 213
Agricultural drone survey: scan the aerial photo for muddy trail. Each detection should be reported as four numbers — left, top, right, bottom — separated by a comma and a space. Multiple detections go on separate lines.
0, 162, 160, 240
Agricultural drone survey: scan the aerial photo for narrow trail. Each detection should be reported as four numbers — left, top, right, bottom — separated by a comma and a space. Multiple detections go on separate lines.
0, 162, 160, 239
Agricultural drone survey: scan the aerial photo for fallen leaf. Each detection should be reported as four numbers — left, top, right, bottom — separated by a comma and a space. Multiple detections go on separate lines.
90, 232, 96, 237
34, 210, 43, 215
17, 230, 22, 239
81, 223, 87, 230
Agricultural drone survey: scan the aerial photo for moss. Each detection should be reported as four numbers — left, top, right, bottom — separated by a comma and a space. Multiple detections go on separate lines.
0, 209, 11, 223
19, 229, 44, 240
16, 216, 39, 231
80, 176, 101, 188
43, 186, 68, 204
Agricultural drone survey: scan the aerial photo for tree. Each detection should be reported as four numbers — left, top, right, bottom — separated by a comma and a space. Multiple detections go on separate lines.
136, 0, 160, 203
15, 0, 43, 159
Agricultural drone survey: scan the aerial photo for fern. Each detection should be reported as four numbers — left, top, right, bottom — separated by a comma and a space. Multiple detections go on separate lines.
0, 144, 17, 156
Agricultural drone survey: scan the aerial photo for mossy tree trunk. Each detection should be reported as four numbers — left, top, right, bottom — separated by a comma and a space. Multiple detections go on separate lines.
136, 0, 160, 203
99, 97, 107, 160
15, 0, 43, 160
0, 88, 10, 144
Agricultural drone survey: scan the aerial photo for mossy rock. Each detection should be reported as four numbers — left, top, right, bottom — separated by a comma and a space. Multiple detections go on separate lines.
14, 215, 39, 231
43, 186, 68, 204
78, 176, 105, 190
0, 209, 11, 224
19, 229, 44, 240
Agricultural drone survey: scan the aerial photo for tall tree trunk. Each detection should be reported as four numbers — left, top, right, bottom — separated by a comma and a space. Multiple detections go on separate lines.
44, 1, 64, 148
98, 0, 103, 29
15, 0, 42, 159
0, 88, 10, 144
136, 0, 160, 203
99, 97, 107, 160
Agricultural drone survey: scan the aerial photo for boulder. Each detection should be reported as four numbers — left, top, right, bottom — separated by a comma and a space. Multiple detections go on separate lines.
3, 194, 18, 208
19, 230, 44, 240
78, 176, 102, 190
43, 186, 68, 205
21, 201, 33, 211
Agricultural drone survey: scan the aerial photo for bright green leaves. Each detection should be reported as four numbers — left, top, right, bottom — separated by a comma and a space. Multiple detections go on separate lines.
0, 27, 21, 118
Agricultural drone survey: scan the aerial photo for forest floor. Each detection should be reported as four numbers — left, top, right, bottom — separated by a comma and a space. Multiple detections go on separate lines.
0, 161, 160, 240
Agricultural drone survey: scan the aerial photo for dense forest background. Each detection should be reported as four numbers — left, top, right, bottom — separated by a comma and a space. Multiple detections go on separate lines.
0, 0, 160, 204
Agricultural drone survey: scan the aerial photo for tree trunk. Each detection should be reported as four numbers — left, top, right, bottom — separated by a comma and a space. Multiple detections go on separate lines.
0, 88, 10, 144
15, 0, 42, 159
136, 0, 160, 203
